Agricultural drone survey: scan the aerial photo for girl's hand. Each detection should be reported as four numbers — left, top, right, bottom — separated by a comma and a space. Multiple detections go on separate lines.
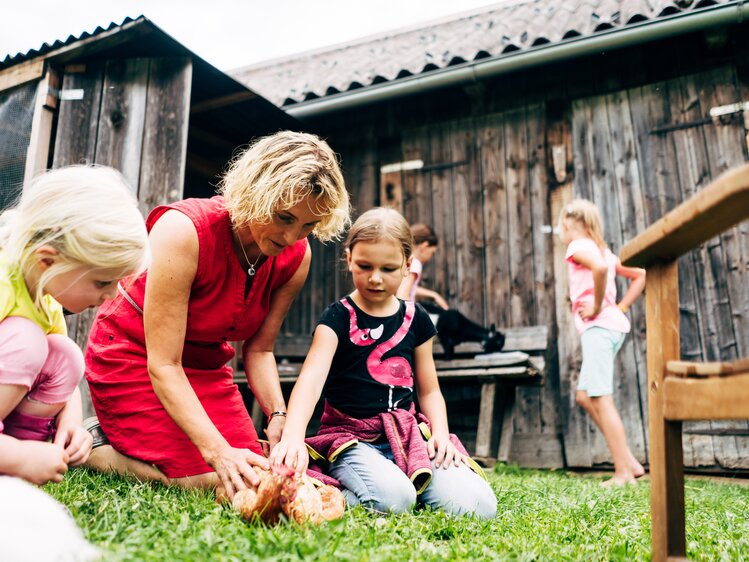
20, 441, 69, 484
206, 445, 270, 501
434, 294, 449, 310
427, 434, 464, 469
264, 414, 286, 450
54, 424, 93, 467
269, 437, 309, 477
577, 301, 601, 321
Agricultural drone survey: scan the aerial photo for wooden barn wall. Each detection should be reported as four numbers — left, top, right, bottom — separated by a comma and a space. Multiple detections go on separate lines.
53, 57, 192, 416
570, 65, 749, 470
298, 28, 749, 469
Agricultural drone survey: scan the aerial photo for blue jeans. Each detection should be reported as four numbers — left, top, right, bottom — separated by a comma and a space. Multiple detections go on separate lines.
327, 442, 497, 518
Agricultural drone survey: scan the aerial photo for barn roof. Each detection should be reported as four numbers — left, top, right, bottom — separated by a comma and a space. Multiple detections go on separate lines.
230, 0, 737, 108
0, 16, 300, 134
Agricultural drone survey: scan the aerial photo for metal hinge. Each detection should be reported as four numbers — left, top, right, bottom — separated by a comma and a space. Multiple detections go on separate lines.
650, 100, 749, 135
47, 86, 85, 101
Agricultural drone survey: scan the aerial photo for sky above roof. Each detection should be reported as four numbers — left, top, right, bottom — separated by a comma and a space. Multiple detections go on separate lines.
0, 0, 506, 71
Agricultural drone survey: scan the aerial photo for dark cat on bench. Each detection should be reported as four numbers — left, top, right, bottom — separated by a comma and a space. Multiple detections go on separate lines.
422, 304, 505, 360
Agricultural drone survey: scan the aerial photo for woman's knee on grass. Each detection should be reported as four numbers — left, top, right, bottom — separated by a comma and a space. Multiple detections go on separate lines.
85, 445, 169, 485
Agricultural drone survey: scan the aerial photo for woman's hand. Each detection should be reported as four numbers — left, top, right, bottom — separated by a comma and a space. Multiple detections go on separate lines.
427, 433, 464, 469
20, 441, 69, 484
269, 437, 309, 477
53, 423, 93, 467
206, 445, 270, 501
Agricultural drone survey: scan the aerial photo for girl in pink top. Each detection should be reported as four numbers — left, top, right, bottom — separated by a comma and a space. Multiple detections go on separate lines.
559, 199, 646, 486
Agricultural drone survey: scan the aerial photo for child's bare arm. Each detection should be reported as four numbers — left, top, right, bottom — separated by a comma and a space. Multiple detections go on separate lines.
570, 247, 608, 318
269, 325, 337, 474
414, 339, 462, 468
53, 388, 92, 467
396, 272, 418, 300
0, 434, 69, 484
415, 286, 449, 310
615, 260, 646, 312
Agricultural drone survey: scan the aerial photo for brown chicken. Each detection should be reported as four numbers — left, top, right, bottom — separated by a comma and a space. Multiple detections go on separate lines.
217, 466, 345, 525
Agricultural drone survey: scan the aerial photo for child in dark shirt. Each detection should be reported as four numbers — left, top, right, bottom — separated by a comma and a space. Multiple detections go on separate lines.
270, 208, 496, 517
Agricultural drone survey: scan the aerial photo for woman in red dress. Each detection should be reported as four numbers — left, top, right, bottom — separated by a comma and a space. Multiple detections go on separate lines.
84, 131, 350, 499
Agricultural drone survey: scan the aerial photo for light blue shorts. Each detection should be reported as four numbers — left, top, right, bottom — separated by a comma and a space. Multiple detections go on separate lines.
578, 327, 626, 397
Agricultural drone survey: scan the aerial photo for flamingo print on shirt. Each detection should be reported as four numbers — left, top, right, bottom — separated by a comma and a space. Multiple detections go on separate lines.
340, 298, 416, 387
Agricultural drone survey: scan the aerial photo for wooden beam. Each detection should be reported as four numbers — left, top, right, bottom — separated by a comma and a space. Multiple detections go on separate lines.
0, 58, 44, 92
667, 358, 749, 377
621, 164, 749, 267
23, 66, 60, 183
663, 373, 749, 420
190, 90, 258, 114
646, 262, 686, 562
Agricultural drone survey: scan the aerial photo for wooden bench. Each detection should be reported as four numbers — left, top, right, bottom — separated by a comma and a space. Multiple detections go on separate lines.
621, 163, 749, 562
233, 325, 548, 463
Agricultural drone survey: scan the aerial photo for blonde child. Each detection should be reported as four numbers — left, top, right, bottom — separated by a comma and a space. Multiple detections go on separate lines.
0, 166, 149, 485
271, 208, 496, 517
559, 199, 646, 486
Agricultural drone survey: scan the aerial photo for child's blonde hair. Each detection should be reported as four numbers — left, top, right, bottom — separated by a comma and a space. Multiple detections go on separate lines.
345, 208, 413, 263
559, 198, 606, 249
0, 165, 150, 315
220, 131, 351, 242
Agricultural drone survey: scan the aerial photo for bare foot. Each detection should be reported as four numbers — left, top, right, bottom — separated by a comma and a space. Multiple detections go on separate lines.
628, 454, 645, 478
601, 476, 637, 488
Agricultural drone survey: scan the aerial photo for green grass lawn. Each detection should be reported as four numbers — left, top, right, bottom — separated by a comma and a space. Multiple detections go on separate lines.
46, 465, 748, 561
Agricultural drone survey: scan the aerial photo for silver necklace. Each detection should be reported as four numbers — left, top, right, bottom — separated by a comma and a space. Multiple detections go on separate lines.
237, 236, 263, 277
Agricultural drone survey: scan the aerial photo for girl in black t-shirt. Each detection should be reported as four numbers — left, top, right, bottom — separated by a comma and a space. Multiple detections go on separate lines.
270, 208, 496, 518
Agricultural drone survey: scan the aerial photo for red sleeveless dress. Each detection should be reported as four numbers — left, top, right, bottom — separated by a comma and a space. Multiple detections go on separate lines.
85, 196, 307, 477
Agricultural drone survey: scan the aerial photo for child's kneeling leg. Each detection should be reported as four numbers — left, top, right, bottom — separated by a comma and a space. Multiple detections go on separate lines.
327, 443, 416, 514
419, 461, 497, 519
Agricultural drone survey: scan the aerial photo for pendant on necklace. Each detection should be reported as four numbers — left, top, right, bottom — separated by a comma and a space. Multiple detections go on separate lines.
248, 266, 256, 277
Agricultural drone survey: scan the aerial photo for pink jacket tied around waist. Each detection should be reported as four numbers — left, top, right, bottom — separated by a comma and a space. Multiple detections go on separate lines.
306, 402, 486, 494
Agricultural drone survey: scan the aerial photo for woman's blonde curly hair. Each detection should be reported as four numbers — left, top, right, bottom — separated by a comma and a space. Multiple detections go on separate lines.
220, 131, 351, 242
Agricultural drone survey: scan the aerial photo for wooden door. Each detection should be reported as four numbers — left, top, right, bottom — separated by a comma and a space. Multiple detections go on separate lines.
564, 65, 749, 470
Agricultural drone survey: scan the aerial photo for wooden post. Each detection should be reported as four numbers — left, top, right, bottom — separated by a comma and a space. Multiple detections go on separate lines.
23, 65, 60, 183
646, 262, 685, 562
474, 382, 498, 459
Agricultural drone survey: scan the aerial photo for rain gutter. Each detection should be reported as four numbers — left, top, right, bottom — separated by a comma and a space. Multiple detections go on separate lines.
286, 1, 749, 118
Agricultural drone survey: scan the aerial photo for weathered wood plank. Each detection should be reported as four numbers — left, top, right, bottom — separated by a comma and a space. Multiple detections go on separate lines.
0, 58, 45, 92
449, 119, 485, 324
551, 181, 590, 467
52, 63, 103, 168
95, 58, 149, 191
138, 57, 192, 210
503, 108, 536, 328
478, 113, 511, 330
610, 86, 651, 460
474, 382, 498, 459
663, 374, 749, 420
521, 103, 563, 465
603, 90, 649, 464
401, 126, 431, 226
571, 96, 612, 465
